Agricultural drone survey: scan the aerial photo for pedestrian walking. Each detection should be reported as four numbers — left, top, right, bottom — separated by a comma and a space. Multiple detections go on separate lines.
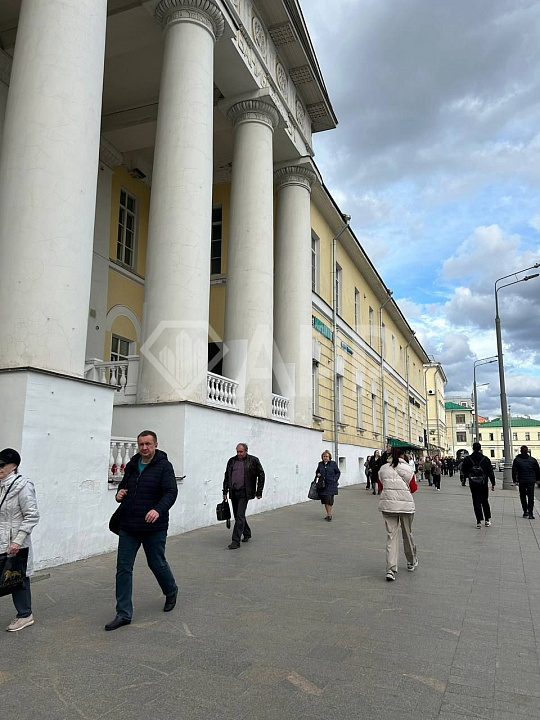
447, 457, 455, 478
461, 442, 495, 528
423, 456, 433, 486
365, 456, 372, 490
223, 443, 265, 548
0, 448, 40, 632
105, 431, 178, 631
512, 446, 540, 520
432, 455, 442, 491
378, 447, 418, 582
314, 450, 340, 522
370, 450, 381, 494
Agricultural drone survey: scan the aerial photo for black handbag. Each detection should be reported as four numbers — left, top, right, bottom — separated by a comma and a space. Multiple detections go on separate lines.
308, 480, 320, 500
109, 505, 123, 535
0, 546, 29, 597
216, 500, 231, 528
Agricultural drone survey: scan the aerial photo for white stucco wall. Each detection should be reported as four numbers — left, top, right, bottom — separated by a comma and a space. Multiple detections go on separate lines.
112, 403, 325, 536
0, 370, 116, 569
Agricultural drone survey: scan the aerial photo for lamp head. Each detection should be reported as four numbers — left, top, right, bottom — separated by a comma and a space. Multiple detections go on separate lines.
342, 214, 351, 224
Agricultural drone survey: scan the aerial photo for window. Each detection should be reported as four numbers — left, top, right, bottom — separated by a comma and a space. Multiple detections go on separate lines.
394, 406, 398, 436
456, 414, 466, 424
399, 346, 403, 373
371, 390, 377, 431
311, 232, 320, 293
337, 375, 344, 423
490, 449, 495, 458
111, 335, 130, 362
354, 288, 360, 332
500, 433, 504, 441
211, 206, 222, 275
208, 342, 223, 376
335, 263, 342, 315
538, 433, 540, 441
356, 386, 363, 428
479, 433, 482, 441
513, 432, 518, 441
391, 335, 396, 365
525, 432, 530, 441
312, 362, 320, 416
489, 433, 494, 441
456, 431, 467, 443
117, 189, 137, 268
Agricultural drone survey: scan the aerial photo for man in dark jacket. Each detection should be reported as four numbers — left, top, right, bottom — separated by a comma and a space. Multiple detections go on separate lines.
105, 430, 178, 630
223, 443, 265, 549
512, 446, 540, 519
461, 442, 495, 529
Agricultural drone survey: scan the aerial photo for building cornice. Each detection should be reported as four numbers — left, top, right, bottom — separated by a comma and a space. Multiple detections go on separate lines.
228, 99, 279, 131
154, 0, 225, 40
99, 138, 124, 169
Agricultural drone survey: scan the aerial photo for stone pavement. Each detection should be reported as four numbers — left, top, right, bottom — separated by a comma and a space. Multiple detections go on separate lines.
4, 474, 540, 720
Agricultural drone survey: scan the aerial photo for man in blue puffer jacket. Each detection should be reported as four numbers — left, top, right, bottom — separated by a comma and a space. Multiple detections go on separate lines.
105, 430, 178, 631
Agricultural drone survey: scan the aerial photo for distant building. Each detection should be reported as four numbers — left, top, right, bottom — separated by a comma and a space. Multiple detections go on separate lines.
477, 417, 540, 461
424, 361, 448, 455
445, 401, 474, 457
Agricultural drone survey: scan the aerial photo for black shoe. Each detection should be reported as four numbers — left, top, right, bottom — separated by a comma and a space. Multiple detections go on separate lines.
241, 537, 250, 543
228, 542, 240, 549
326, 515, 332, 522
105, 616, 131, 631
372, 491, 376, 495
523, 512, 529, 518
529, 514, 535, 520
163, 591, 177, 612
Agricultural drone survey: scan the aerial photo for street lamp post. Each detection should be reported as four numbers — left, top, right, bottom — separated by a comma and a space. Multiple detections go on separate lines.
473, 357, 497, 442
495, 265, 539, 489
405, 332, 416, 443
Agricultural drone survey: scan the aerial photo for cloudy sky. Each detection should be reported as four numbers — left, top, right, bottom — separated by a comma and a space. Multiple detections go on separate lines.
302, 0, 540, 420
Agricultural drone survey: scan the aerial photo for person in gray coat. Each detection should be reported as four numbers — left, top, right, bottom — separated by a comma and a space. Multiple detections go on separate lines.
0, 448, 40, 632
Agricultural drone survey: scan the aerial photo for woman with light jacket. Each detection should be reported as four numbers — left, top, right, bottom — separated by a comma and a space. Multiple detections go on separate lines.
0, 448, 40, 632
378, 446, 418, 582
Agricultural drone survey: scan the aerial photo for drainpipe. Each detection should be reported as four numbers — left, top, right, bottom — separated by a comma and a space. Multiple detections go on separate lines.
379, 291, 393, 444
332, 214, 351, 462
405, 332, 416, 443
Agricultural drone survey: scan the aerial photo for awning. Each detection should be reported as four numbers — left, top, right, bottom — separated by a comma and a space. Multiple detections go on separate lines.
387, 437, 424, 451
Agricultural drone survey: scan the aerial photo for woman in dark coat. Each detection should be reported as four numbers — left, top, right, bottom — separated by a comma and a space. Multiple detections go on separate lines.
315, 450, 341, 522
369, 450, 381, 495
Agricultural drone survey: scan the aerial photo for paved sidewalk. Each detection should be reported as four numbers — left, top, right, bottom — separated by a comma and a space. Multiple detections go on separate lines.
5, 476, 540, 720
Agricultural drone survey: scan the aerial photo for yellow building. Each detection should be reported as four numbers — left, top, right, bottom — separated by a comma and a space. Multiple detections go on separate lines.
445, 401, 474, 457
478, 417, 540, 464
424, 362, 448, 455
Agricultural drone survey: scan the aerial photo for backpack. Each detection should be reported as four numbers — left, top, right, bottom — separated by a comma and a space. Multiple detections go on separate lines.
469, 460, 486, 485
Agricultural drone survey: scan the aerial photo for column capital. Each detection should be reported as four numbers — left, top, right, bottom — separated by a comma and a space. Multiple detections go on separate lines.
227, 99, 279, 131
274, 165, 317, 192
0, 49, 12, 86
155, 0, 224, 41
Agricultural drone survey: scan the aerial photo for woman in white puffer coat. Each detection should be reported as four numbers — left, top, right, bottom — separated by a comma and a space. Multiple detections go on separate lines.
378, 446, 418, 582
0, 448, 40, 632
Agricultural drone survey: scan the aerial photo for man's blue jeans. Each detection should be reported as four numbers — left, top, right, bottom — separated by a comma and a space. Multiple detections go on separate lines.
116, 529, 177, 620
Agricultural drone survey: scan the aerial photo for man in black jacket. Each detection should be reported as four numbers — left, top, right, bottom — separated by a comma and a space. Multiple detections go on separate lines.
105, 430, 178, 631
223, 443, 265, 549
512, 446, 540, 519
461, 442, 495, 529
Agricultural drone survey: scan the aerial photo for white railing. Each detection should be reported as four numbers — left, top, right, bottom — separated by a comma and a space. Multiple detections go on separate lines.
85, 356, 140, 404
109, 437, 137, 484
207, 372, 239, 410
272, 393, 290, 421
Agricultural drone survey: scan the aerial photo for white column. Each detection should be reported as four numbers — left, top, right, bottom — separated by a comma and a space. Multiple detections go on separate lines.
273, 165, 317, 426
0, 50, 12, 166
138, 0, 224, 404
223, 100, 279, 418
0, 0, 107, 376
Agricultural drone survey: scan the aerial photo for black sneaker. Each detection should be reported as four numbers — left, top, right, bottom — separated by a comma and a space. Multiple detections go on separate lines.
529, 514, 535, 520
523, 512, 529, 518
241, 537, 250, 542
228, 542, 240, 549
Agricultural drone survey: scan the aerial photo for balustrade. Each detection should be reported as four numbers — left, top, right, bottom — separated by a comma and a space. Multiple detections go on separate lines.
207, 372, 239, 410
272, 393, 290, 421
108, 438, 137, 484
